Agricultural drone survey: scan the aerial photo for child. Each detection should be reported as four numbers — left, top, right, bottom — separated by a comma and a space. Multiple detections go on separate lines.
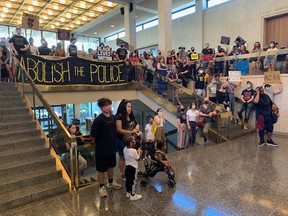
155, 141, 174, 176
124, 136, 142, 201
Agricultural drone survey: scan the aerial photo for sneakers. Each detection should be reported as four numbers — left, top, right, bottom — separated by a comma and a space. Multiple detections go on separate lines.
258, 140, 265, 147
238, 119, 243, 126
266, 139, 278, 147
126, 192, 130, 198
106, 181, 122, 189
203, 137, 208, 143
99, 186, 107, 198
121, 173, 126, 181
130, 194, 142, 201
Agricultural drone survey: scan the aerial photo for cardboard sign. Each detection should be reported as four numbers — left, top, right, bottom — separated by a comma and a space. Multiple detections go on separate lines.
57, 29, 71, 41
264, 71, 281, 84
228, 71, 241, 82
22, 13, 39, 30
97, 46, 112, 60
220, 36, 230, 45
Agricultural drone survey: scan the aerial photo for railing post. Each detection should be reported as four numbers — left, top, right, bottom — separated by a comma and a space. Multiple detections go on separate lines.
70, 138, 79, 190
32, 88, 36, 120
47, 115, 52, 149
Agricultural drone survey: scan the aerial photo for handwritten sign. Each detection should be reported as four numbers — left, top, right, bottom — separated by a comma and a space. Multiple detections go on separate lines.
97, 46, 112, 61
228, 71, 241, 82
264, 71, 281, 84
22, 13, 39, 30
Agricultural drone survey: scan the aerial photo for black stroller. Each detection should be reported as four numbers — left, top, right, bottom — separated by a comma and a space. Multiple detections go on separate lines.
138, 140, 176, 188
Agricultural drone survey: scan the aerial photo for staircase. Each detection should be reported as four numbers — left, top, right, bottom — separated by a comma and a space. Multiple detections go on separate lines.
0, 82, 69, 211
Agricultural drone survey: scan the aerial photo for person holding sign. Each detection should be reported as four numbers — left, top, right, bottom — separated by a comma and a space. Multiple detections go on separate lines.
187, 47, 199, 79
67, 37, 78, 58
237, 81, 255, 129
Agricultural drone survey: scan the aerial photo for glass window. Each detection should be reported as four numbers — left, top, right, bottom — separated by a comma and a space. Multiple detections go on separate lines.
136, 25, 143, 32
30, 30, 42, 47
0, 25, 9, 39
77, 36, 88, 52
105, 34, 118, 42
118, 31, 125, 38
172, 6, 196, 20
42, 31, 57, 48
80, 103, 91, 123
207, 0, 230, 8
88, 37, 100, 50
66, 104, 75, 125
143, 20, 158, 30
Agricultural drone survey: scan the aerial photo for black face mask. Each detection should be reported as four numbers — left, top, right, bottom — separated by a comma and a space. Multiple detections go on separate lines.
191, 49, 195, 52
180, 108, 185, 112
158, 52, 161, 55
120, 45, 124, 48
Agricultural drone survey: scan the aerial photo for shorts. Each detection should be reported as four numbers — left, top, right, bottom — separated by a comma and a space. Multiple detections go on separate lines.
116, 138, 125, 157
95, 153, 116, 172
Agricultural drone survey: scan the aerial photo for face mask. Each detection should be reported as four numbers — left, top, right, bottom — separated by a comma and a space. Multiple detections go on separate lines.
133, 53, 136, 57
223, 87, 227, 89
265, 87, 270, 92
228, 81, 233, 85
270, 43, 274, 48
203, 101, 209, 105
120, 45, 124, 48
158, 52, 161, 55
246, 84, 251, 89
158, 111, 162, 115
191, 49, 195, 52
192, 105, 196, 110
180, 108, 185, 112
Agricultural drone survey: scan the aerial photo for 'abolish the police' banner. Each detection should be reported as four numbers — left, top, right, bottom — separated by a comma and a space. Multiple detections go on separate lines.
19, 55, 127, 85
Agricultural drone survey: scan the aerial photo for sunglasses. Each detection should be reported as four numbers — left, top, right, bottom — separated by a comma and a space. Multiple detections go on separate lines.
16, 28, 21, 30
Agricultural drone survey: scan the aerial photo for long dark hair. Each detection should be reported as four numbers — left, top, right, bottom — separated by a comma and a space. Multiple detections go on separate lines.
116, 99, 136, 126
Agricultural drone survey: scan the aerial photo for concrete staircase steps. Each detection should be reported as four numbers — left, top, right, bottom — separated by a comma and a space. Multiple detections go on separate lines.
0, 107, 29, 115
0, 120, 37, 131
0, 113, 33, 122
0, 145, 50, 163
0, 167, 62, 194
0, 155, 55, 176
0, 128, 41, 140
0, 101, 26, 108
0, 137, 45, 152
0, 178, 68, 211
0, 91, 20, 96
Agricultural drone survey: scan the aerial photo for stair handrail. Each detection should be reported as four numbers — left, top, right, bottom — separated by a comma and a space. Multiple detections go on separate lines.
13, 57, 79, 190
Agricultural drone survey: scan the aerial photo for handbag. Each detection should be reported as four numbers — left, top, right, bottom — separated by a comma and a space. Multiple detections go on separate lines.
196, 116, 205, 127
272, 112, 278, 124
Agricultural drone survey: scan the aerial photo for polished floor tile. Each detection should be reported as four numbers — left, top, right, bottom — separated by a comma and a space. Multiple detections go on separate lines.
2, 133, 288, 216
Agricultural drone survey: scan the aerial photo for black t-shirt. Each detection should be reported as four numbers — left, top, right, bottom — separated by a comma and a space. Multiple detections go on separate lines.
116, 48, 128, 60
115, 113, 137, 140
195, 74, 205, 89
90, 113, 117, 156
241, 89, 255, 102
254, 94, 272, 117
9, 35, 29, 55
38, 46, 51, 55
68, 45, 77, 57
277, 54, 287, 62
177, 111, 186, 124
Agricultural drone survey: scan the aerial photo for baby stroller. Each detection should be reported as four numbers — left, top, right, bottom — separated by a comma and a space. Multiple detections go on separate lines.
138, 140, 176, 188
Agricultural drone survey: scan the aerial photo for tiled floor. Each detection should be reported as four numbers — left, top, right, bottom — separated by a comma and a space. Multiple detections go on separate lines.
2, 133, 288, 216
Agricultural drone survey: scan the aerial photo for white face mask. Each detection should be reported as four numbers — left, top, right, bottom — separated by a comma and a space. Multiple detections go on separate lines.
192, 105, 196, 110
158, 111, 162, 115
265, 87, 270, 92
270, 43, 274, 48
247, 84, 251, 89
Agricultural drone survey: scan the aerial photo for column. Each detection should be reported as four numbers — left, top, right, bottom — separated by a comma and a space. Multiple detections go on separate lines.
74, 103, 80, 121
124, 4, 136, 50
158, 0, 172, 58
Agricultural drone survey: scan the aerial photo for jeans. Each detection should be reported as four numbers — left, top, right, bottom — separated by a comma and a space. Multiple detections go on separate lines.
189, 121, 197, 144
258, 115, 273, 141
237, 102, 254, 123
228, 93, 235, 116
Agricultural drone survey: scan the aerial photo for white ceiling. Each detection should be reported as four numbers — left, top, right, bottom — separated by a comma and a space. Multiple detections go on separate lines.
75, 0, 194, 38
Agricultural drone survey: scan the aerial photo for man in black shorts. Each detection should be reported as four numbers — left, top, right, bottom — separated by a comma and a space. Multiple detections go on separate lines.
90, 98, 122, 198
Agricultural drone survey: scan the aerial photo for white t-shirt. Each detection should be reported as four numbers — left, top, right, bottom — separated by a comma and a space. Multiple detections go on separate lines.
145, 123, 155, 140
186, 109, 199, 122
124, 147, 139, 169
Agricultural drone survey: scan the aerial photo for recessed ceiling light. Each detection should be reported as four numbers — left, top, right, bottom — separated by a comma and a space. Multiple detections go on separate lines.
53, 4, 59, 10
76, 20, 80, 25
6, 3, 12, 8
110, 24, 115, 27
51, 25, 55, 29
73, 9, 78, 14
66, 13, 71, 18
60, 0, 66, 4
80, 2, 86, 9
93, 32, 97, 34
17, 20, 21, 24
106, 1, 112, 7
48, 10, 53, 15
98, 7, 103, 12
89, 0, 94, 2
32, 0, 38, 6
60, 17, 65, 22
0, 14, 6, 18
70, 24, 74, 28
0, 18, 3, 22
3, 8, 9, 13
28, 6, 34, 12
89, 12, 94, 17
82, 16, 87, 21
43, 15, 48, 20
55, 22, 60, 26
39, 19, 43, 23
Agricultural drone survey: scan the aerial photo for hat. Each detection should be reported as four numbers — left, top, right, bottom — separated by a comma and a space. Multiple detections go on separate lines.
264, 84, 271, 88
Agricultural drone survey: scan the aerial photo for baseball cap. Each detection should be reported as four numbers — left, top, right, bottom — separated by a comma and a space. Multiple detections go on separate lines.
264, 84, 271, 88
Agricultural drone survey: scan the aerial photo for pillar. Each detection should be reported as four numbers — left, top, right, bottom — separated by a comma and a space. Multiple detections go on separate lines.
124, 4, 136, 50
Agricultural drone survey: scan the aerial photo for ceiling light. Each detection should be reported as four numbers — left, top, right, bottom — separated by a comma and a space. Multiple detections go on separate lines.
48, 10, 53, 15
76, 20, 80, 25
28, 6, 34, 12
110, 24, 115, 27
43, 15, 48, 20
39, 19, 43, 23
53, 4, 59, 10
55, 22, 60, 26
82, 16, 87, 21
66, 13, 71, 18
60, 17, 65, 22
51, 25, 55, 29
89, 0, 94, 2
98, 7, 103, 12
0, 18, 3, 22
93, 32, 97, 35
106, 1, 112, 7
70, 24, 74, 28
65, 27, 69, 30
60, 0, 66, 4
3, 8, 9, 13
89, 12, 94, 17
17, 20, 21, 24
80, 2, 86, 9
73, 9, 78, 14
0, 14, 6, 18
32, 0, 38, 6
6, 3, 12, 8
